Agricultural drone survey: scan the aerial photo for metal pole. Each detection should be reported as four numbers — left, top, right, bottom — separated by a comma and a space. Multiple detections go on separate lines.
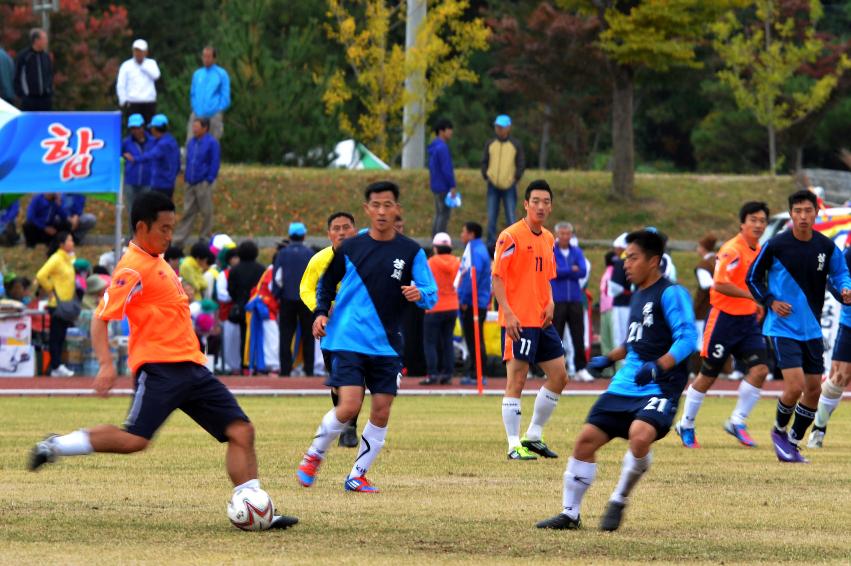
401, 0, 426, 169
114, 175, 124, 264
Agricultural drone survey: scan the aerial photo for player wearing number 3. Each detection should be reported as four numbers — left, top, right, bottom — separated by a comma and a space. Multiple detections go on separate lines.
537, 229, 696, 531
492, 180, 568, 461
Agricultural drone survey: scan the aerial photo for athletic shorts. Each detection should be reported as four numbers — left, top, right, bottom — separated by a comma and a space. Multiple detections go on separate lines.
501, 325, 564, 364
700, 310, 768, 377
124, 362, 249, 442
586, 392, 680, 441
326, 350, 402, 396
770, 337, 824, 375
832, 324, 851, 363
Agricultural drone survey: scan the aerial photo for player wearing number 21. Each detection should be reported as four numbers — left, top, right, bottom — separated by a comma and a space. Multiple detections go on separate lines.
537, 229, 696, 531
492, 179, 568, 462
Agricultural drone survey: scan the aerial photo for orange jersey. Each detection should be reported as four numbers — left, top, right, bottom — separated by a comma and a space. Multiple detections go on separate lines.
492, 220, 556, 327
96, 242, 206, 373
710, 233, 760, 316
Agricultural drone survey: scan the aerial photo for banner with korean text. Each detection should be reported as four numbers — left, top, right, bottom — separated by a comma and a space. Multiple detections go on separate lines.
0, 111, 121, 194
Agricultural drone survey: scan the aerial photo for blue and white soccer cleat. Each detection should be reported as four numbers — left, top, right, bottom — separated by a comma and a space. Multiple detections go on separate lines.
345, 475, 379, 493
297, 453, 322, 487
724, 420, 756, 447
675, 423, 700, 448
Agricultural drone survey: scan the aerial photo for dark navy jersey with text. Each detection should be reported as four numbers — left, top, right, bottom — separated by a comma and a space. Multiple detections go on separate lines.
316, 232, 438, 357
747, 230, 851, 341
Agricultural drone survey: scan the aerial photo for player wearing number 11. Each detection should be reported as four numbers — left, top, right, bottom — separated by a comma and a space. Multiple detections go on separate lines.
537, 230, 696, 531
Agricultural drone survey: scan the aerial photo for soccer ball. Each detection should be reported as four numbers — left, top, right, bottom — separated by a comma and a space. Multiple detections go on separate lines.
227, 487, 275, 531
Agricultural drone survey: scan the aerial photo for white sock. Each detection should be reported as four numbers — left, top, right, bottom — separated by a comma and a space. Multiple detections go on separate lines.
307, 408, 348, 459
562, 457, 596, 519
51, 429, 93, 456
502, 397, 522, 450
525, 387, 560, 441
679, 385, 705, 429
234, 478, 260, 492
730, 380, 762, 425
349, 421, 387, 479
815, 380, 844, 428
610, 450, 652, 505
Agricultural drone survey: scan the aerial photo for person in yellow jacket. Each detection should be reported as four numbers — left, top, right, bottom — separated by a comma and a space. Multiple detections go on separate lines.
481, 114, 525, 248
179, 241, 211, 301
36, 231, 77, 377
299, 211, 357, 447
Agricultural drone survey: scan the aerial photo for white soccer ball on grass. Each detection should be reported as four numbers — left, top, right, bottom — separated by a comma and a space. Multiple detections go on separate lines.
227, 487, 275, 531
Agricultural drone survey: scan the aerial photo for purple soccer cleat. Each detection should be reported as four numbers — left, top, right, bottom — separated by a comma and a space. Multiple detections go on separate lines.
771, 429, 809, 463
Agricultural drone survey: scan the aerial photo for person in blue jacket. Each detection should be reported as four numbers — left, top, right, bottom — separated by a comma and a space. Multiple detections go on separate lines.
428, 118, 456, 236
173, 117, 221, 248
457, 221, 491, 385
551, 222, 592, 382
124, 114, 180, 201
60, 194, 97, 244
23, 193, 68, 248
187, 46, 230, 142
0, 199, 20, 246
122, 113, 152, 220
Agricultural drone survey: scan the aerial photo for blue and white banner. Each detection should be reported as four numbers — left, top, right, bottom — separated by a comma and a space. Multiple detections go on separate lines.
0, 108, 121, 194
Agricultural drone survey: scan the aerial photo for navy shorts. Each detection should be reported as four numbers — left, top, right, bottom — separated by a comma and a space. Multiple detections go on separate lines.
326, 351, 401, 396
770, 337, 824, 375
124, 362, 249, 442
700, 310, 768, 377
832, 324, 851, 363
501, 325, 565, 364
586, 392, 680, 440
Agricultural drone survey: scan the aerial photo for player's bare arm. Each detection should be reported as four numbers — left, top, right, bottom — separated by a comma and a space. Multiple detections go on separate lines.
90, 317, 116, 398
492, 274, 520, 340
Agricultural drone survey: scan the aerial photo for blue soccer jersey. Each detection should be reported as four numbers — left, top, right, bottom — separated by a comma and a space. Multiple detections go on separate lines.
747, 230, 851, 341
608, 277, 697, 398
315, 232, 438, 357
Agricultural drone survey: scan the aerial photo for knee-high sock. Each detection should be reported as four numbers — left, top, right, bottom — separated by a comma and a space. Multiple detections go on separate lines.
774, 400, 794, 431
349, 421, 387, 478
234, 478, 260, 492
502, 397, 522, 450
814, 380, 844, 429
525, 388, 560, 441
51, 430, 93, 456
562, 457, 597, 520
730, 381, 762, 425
307, 408, 348, 458
789, 403, 816, 445
610, 450, 652, 504
679, 385, 705, 429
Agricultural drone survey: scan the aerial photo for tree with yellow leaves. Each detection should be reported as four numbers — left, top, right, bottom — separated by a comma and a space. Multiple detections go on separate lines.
323, 0, 489, 164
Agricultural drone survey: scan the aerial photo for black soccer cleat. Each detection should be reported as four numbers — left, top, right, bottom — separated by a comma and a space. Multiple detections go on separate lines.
338, 425, 359, 448
28, 434, 59, 471
269, 514, 299, 530
599, 501, 626, 532
536, 513, 581, 530
521, 437, 558, 458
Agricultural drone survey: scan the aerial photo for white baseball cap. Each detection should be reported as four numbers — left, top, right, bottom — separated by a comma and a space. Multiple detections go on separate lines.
132, 39, 148, 52
432, 232, 452, 247
612, 232, 629, 250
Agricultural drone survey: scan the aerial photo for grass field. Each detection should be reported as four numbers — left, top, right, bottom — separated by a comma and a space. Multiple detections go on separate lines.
2, 395, 850, 564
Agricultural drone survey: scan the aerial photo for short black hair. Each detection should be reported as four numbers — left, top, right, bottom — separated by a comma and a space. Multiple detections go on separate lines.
189, 241, 209, 260
364, 181, 399, 202
788, 190, 818, 211
463, 221, 483, 239
434, 245, 453, 255
524, 179, 552, 202
739, 201, 770, 224
223, 247, 238, 264
131, 190, 175, 233
46, 231, 72, 258
92, 265, 110, 275
237, 240, 259, 262
203, 45, 217, 58
152, 123, 169, 133
433, 118, 453, 135
30, 28, 44, 45
327, 211, 355, 229
290, 233, 304, 242
625, 229, 665, 260
194, 117, 210, 130
604, 250, 617, 267
164, 245, 184, 261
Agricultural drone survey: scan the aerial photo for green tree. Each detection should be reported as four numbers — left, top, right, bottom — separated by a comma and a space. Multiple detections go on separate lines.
713, 0, 850, 174
558, 0, 746, 197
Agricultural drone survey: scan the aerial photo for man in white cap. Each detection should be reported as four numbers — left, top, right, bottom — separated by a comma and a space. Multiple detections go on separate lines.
116, 39, 161, 125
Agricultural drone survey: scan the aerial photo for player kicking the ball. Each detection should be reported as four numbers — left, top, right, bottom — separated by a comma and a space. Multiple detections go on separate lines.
747, 190, 851, 463
676, 202, 771, 448
27, 192, 297, 530
492, 180, 568, 461
537, 229, 696, 531
296, 181, 437, 493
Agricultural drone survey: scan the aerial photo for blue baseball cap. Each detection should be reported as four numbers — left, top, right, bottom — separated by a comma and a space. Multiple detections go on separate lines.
288, 222, 307, 237
148, 114, 169, 128
127, 113, 144, 128
494, 114, 512, 127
